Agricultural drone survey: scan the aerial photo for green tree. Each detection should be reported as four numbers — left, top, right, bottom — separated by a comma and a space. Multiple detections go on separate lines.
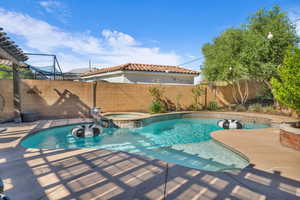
202, 28, 250, 104
243, 6, 299, 88
271, 46, 300, 115
202, 6, 299, 104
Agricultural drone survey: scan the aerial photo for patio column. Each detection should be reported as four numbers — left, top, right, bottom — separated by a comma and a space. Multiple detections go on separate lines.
12, 63, 22, 122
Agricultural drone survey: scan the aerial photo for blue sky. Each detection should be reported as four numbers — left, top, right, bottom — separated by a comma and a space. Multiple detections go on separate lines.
1, 0, 300, 72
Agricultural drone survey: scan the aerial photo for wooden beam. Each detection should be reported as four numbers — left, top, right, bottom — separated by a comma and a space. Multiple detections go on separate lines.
0, 59, 13, 66
0, 46, 21, 65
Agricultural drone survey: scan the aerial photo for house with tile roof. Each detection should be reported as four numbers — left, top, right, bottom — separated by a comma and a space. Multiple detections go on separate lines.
80, 63, 200, 85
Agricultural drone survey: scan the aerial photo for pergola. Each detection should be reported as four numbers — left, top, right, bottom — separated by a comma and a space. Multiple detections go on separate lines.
0, 27, 28, 122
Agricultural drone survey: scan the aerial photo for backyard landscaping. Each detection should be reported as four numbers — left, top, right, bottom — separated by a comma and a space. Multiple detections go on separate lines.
0, 4, 300, 200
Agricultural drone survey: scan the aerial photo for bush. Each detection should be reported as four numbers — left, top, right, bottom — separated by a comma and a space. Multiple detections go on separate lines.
271, 46, 300, 117
262, 106, 276, 114
248, 103, 263, 112
235, 104, 247, 112
207, 101, 219, 111
191, 85, 204, 109
187, 103, 203, 111
149, 101, 166, 114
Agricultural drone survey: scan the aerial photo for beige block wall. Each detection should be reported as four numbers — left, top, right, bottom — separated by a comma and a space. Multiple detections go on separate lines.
95, 82, 198, 112
0, 79, 261, 121
0, 79, 14, 122
20, 80, 93, 118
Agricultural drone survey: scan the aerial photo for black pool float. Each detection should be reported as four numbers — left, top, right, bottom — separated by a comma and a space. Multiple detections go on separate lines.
217, 119, 243, 129
71, 124, 102, 138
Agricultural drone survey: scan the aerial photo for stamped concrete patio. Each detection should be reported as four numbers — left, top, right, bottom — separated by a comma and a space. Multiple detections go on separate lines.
0, 113, 300, 200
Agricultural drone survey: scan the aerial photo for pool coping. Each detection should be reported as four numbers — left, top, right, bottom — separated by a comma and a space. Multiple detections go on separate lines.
19, 119, 252, 172
19, 111, 297, 171
20, 111, 298, 147
101, 111, 288, 128
21, 111, 282, 143
103, 112, 150, 120
3, 113, 300, 199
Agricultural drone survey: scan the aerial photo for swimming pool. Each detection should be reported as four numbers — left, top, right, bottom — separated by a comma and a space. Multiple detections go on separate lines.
21, 118, 269, 171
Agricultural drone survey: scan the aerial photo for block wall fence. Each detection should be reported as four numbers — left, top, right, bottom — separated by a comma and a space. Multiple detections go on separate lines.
0, 79, 260, 122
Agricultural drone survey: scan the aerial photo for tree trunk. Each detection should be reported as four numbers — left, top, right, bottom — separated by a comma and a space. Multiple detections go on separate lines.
231, 83, 239, 104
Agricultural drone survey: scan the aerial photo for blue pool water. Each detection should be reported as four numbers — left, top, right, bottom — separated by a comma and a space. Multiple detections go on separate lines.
21, 118, 269, 171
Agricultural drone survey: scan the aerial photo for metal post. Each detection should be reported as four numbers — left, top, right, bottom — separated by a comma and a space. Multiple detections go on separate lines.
205, 87, 208, 108
93, 81, 97, 108
12, 64, 22, 122
53, 55, 56, 80
89, 59, 92, 72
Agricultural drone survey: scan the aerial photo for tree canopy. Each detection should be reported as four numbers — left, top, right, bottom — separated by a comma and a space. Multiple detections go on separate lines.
202, 6, 299, 87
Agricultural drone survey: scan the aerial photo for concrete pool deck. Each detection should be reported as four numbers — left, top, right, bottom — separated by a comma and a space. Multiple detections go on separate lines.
0, 112, 300, 199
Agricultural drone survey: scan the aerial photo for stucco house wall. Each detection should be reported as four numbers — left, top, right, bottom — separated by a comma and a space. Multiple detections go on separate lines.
123, 71, 195, 84
82, 71, 195, 85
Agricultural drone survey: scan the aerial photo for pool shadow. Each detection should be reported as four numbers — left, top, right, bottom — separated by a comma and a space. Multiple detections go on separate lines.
0, 120, 300, 199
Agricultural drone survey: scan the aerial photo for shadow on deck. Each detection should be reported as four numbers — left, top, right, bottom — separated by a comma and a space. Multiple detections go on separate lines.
0, 120, 300, 200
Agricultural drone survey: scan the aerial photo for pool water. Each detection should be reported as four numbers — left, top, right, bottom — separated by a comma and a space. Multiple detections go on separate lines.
21, 118, 269, 171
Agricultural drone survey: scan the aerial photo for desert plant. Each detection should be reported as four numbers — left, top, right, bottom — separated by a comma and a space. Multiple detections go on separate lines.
190, 84, 204, 110
262, 106, 276, 114
248, 103, 263, 112
149, 101, 166, 114
187, 104, 203, 111
235, 104, 247, 112
148, 86, 166, 113
207, 101, 219, 111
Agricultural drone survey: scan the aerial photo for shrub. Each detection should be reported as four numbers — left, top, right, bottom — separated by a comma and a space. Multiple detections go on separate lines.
149, 101, 166, 114
248, 103, 263, 112
262, 106, 276, 114
235, 104, 247, 112
187, 103, 203, 111
207, 101, 219, 111
271, 46, 300, 118
191, 84, 204, 108
256, 83, 273, 101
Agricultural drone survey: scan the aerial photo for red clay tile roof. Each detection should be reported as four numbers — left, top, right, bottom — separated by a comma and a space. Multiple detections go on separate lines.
81, 63, 200, 77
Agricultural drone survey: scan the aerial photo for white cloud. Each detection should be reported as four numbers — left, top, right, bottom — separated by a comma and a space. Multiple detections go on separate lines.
39, 0, 61, 11
39, 0, 70, 23
0, 8, 182, 71
0, 8, 103, 54
102, 29, 139, 47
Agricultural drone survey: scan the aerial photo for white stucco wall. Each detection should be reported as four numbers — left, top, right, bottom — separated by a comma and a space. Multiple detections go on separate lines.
99, 74, 125, 82
123, 72, 194, 84
81, 71, 124, 82
82, 71, 196, 85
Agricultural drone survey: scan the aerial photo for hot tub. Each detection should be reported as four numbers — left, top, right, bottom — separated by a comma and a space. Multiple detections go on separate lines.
104, 113, 147, 119
103, 112, 150, 128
